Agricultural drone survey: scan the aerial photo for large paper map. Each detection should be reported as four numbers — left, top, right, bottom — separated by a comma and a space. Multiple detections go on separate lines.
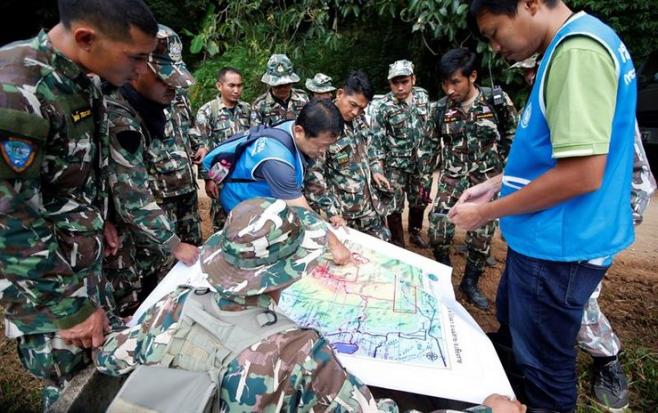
131, 228, 514, 404
279, 244, 449, 369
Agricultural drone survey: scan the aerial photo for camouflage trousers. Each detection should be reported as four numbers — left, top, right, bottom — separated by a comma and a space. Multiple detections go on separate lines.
158, 190, 202, 246
429, 173, 497, 272
347, 211, 391, 241
387, 167, 428, 214
104, 231, 142, 317
210, 197, 228, 235
16, 333, 90, 410
577, 281, 621, 357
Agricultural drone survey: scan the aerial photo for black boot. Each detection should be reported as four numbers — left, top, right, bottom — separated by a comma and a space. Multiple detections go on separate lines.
408, 207, 429, 248
432, 247, 451, 267
386, 213, 405, 248
459, 263, 489, 310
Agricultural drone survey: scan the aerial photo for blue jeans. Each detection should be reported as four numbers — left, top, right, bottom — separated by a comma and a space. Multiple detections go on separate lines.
496, 248, 607, 412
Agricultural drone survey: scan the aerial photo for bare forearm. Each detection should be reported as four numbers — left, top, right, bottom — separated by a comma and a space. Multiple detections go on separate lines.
481, 155, 606, 221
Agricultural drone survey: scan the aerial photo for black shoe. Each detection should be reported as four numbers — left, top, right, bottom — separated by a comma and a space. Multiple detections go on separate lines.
592, 359, 629, 412
433, 248, 451, 267
408, 207, 428, 248
459, 264, 489, 310
386, 213, 405, 248
409, 230, 429, 248
486, 253, 498, 267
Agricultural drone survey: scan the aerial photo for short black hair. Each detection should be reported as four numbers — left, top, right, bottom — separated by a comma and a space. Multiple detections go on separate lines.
59, 0, 158, 40
217, 67, 242, 82
341, 70, 374, 101
296, 99, 344, 139
467, 0, 559, 37
438, 48, 478, 81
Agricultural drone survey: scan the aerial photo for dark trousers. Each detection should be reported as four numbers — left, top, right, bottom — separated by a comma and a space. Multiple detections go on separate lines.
496, 248, 606, 412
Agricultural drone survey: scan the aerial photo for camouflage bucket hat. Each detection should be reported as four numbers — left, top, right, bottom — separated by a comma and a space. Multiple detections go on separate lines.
148, 24, 195, 88
260, 54, 300, 86
305, 73, 336, 93
387, 59, 415, 80
200, 198, 328, 297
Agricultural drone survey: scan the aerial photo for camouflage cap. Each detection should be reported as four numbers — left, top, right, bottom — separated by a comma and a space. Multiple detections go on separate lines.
510, 54, 539, 70
200, 198, 328, 297
387, 59, 415, 80
148, 24, 195, 88
305, 73, 336, 93
260, 54, 300, 86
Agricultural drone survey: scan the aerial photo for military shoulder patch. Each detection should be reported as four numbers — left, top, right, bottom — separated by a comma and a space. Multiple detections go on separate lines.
1, 137, 36, 173
335, 151, 350, 165
71, 107, 93, 123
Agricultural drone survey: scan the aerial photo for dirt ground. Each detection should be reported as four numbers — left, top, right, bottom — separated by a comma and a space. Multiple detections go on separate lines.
1, 187, 656, 412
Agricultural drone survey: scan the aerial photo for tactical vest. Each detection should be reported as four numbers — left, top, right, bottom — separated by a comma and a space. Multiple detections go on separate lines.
108, 288, 298, 413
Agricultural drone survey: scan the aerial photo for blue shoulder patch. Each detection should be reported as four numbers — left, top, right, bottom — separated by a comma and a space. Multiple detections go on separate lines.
1, 137, 35, 172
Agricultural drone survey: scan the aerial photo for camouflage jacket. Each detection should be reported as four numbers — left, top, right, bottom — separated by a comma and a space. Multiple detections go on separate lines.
95, 287, 395, 412
250, 88, 309, 127
194, 95, 251, 179
147, 93, 198, 199
632, 124, 657, 224
105, 89, 180, 254
372, 87, 432, 172
305, 114, 384, 219
0, 31, 109, 335
418, 86, 518, 186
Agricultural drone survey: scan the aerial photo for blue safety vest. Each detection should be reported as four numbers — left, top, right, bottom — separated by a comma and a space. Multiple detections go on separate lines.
500, 12, 636, 261
220, 121, 305, 212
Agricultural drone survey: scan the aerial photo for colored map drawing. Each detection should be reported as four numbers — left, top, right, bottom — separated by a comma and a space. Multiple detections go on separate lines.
279, 240, 449, 369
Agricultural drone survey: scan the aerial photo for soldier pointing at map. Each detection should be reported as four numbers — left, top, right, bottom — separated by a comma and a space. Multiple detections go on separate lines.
96, 197, 526, 413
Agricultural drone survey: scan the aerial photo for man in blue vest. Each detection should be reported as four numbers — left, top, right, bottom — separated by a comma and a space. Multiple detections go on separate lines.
213, 99, 353, 265
451, 0, 636, 411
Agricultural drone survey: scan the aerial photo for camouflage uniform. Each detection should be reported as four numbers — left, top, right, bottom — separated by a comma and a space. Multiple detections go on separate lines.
577, 124, 657, 357
373, 86, 432, 213
104, 88, 183, 316
95, 198, 397, 412
305, 113, 391, 240
250, 54, 309, 127
152, 92, 202, 246
372, 60, 433, 248
134, 27, 202, 289
0, 31, 117, 408
194, 95, 251, 232
419, 87, 517, 273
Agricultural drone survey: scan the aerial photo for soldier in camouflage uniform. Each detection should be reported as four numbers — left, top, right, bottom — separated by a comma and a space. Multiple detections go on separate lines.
372, 60, 433, 248
0, 0, 158, 408
104, 25, 202, 316
305, 72, 336, 100
131, 26, 203, 294
418, 49, 517, 310
95, 198, 398, 412
195, 67, 251, 233
251, 54, 309, 127
96, 198, 527, 413
305, 71, 393, 241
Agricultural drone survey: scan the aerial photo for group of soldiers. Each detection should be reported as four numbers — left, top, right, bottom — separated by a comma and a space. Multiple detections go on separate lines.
2, 0, 652, 411
192, 52, 517, 312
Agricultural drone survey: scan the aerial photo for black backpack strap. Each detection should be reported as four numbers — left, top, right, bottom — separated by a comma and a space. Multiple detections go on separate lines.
434, 97, 449, 133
